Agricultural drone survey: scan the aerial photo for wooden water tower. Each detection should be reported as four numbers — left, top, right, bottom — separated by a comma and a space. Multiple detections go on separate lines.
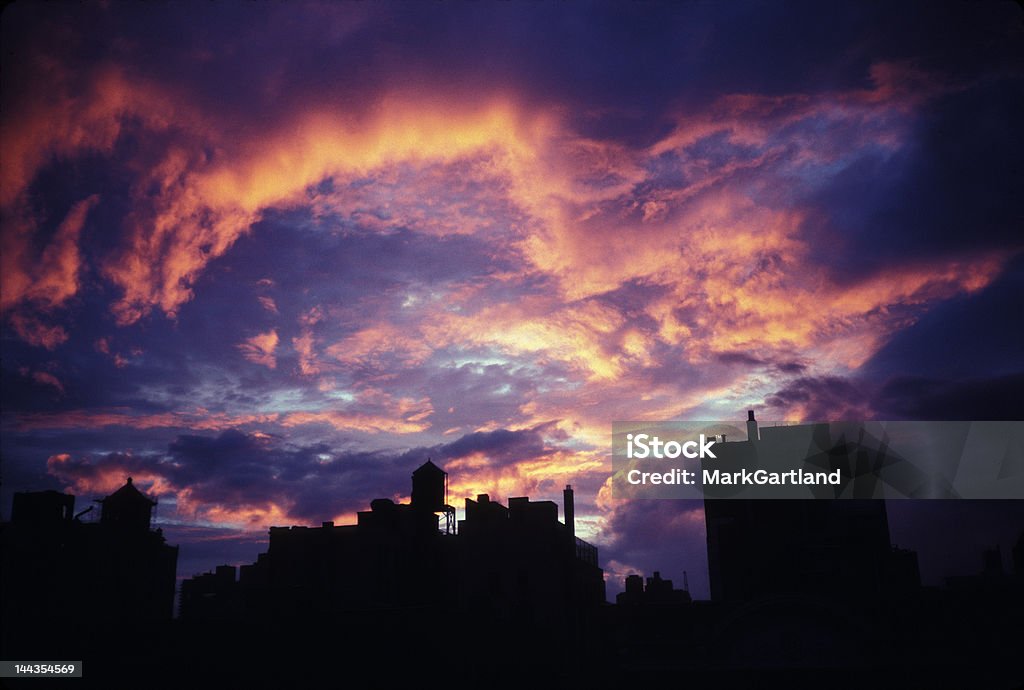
411, 460, 456, 534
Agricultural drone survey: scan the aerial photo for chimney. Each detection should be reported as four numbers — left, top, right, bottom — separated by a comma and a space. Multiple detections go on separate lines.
747, 410, 759, 443
563, 484, 575, 538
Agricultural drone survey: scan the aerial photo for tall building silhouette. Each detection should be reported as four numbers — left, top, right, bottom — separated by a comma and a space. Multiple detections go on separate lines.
704, 412, 920, 603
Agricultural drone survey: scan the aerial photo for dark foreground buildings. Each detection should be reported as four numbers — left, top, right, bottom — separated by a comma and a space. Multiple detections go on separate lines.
607, 414, 1023, 688
170, 462, 606, 685
180, 460, 605, 668
0, 479, 178, 674
2, 444, 1022, 688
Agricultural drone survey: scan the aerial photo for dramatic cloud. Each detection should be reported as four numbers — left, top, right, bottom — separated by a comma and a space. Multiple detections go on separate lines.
43, 424, 587, 531
2, 1, 1021, 593
1, 195, 99, 311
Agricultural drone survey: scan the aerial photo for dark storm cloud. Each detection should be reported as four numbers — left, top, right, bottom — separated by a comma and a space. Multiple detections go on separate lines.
716, 351, 765, 367
863, 256, 1024, 382
762, 370, 1024, 423
166, 430, 396, 521
7, 2, 1018, 143
760, 254, 1024, 421
424, 425, 554, 465
763, 376, 871, 420
40, 428, 407, 523
865, 256, 1022, 420
801, 78, 1024, 283
589, 280, 673, 325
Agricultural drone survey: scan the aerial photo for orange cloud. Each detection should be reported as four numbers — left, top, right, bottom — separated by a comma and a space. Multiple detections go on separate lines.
1, 195, 100, 313
177, 495, 293, 531
281, 390, 433, 434
46, 453, 177, 498
1, 65, 180, 207
238, 329, 279, 369
7, 313, 69, 350
2, 55, 1009, 441
2, 55, 973, 348
90, 94, 561, 324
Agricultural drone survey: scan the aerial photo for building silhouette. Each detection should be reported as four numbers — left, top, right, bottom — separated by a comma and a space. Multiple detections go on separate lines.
457, 487, 604, 640
704, 412, 921, 604
179, 565, 241, 621
181, 461, 605, 648
616, 571, 691, 606
3, 429, 1022, 687
1, 479, 178, 664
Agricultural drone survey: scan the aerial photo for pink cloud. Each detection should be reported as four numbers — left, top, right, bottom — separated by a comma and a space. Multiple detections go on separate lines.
31, 371, 66, 395
7, 313, 69, 350
1, 195, 99, 348
238, 329, 279, 368
292, 330, 320, 376
257, 295, 279, 314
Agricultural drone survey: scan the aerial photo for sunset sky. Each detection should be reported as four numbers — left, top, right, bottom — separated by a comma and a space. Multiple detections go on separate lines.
2, 1, 1022, 597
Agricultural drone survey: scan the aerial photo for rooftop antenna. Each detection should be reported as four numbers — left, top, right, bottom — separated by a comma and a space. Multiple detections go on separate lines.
683, 570, 690, 592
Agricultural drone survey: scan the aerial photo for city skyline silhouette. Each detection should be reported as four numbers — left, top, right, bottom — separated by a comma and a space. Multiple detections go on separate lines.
4, 442, 1023, 686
